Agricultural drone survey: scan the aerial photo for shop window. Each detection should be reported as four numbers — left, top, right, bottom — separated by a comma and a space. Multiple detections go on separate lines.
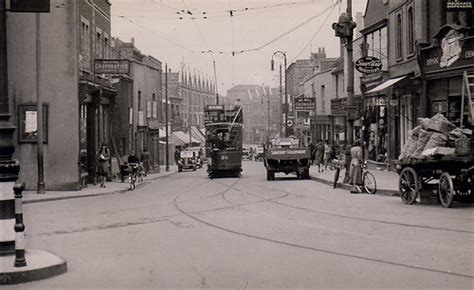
428, 79, 448, 101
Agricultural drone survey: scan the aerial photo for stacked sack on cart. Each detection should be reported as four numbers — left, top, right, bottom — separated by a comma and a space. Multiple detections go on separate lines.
399, 113, 472, 161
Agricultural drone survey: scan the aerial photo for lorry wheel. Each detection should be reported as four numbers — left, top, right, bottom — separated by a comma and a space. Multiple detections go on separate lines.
267, 170, 274, 181
304, 169, 310, 179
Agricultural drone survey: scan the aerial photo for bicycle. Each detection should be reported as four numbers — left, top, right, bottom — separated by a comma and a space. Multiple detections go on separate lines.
333, 160, 377, 194
128, 162, 139, 190
361, 162, 377, 194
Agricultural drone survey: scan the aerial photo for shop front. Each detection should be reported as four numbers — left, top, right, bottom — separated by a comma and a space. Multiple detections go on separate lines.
310, 115, 330, 143
79, 75, 116, 185
362, 73, 421, 170
420, 26, 474, 124
330, 98, 347, 149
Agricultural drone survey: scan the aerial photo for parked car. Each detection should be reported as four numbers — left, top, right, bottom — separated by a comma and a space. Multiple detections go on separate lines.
177, 151, 197, 172
255, 145, 264, 161
185, 146, 205, 168
242, 147, 251, 160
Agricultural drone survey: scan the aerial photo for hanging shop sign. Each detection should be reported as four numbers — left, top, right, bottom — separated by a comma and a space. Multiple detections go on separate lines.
447, 0, 473, 10
294, 97, 316, 111
10, 0, 50, 12
355, 56, 383, 74
94, 59, 130, 74
422, 29, 474, 73
331, 98, 346, 115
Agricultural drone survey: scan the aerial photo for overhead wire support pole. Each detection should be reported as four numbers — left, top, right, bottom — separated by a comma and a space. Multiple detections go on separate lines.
36, 13, 45, 194
332, 0, 356, 183
271, 50, 288, 137
165, 64, 169, 172
344, 0, 355, 184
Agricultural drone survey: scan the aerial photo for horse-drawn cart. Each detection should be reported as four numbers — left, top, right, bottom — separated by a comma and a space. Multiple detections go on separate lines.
397, 155, 474, 208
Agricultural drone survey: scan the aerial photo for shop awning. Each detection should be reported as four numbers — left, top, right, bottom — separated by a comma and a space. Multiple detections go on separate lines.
366, 75, 407, 94
190, 126, 206, 143
172, 131, 199, 145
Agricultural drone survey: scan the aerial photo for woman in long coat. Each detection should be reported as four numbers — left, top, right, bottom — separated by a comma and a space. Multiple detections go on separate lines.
97, 143, 110, 188
314, 140, 325, 173
350, 140, 363, 193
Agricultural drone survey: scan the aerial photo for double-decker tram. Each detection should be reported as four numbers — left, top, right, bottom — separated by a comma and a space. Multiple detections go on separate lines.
204, 104, 243, 178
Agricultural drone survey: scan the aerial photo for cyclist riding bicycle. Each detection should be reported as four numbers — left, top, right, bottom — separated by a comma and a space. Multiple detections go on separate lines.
127, 151, 141, 189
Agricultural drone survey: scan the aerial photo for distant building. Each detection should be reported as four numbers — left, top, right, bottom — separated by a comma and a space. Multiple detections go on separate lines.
177, 67, 216, 129
286, 48, 338, 118
226, 85, 281, 144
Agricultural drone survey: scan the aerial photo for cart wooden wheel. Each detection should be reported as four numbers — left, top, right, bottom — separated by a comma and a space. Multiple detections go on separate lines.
438, 172, 454, 208
399, 167, 419, 204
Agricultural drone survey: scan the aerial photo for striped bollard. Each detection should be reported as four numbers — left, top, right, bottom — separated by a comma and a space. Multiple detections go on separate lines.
13, 183, 26, 267
0, 180, 16, 256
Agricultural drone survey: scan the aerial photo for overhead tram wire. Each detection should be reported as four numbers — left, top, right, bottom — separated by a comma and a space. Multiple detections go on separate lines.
114, 1, 337, 56
114, 0, 322, 20
114, 15, 195, 53
290, 2, 339, 62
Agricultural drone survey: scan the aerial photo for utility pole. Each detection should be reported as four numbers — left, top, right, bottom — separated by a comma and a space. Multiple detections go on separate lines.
165, 64, 169, 172
267, 86, 270, 141
213, 61, 219, 105
271, 51, 287, 137
332, 0, 356, 183
36, 13, 45, 194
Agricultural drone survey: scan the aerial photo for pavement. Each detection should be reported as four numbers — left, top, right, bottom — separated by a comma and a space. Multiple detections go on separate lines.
0, 165, 177, 285
309, 164, 400, 196
22, 165, 178, 204
0, 250, 67, 285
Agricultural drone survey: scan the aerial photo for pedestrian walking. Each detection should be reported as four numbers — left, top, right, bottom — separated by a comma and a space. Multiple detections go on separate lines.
309, 142, 315, 165
97, 143, 110, 188
349, 140, 363, 193
174, 147, 181, 165
140, 148, 152, 176
323, 141, 333, 170
314, 140, 324, 172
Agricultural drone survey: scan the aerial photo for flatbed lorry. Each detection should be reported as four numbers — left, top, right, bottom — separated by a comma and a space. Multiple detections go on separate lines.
264, 137, 311, 180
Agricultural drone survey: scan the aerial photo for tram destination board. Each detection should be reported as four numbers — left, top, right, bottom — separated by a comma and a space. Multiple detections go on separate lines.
204, 105, 242, 124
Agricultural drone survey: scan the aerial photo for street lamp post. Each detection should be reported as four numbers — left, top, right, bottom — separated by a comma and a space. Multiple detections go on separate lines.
271, 51, 287, 137
0, 0, 20, 256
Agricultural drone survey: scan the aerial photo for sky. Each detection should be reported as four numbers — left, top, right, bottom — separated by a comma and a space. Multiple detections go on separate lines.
110, 0, 368, 94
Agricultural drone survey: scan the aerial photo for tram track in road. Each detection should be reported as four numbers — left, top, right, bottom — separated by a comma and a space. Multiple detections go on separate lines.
208, 178, 474, 252
173, 194, 474, 279
214, 178, 474, 235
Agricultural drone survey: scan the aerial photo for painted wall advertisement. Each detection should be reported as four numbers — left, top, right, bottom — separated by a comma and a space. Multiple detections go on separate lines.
422, 30, 474, 73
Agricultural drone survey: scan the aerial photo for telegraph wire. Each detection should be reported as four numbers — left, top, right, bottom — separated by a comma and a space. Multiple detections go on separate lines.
290, 1, 338, 62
